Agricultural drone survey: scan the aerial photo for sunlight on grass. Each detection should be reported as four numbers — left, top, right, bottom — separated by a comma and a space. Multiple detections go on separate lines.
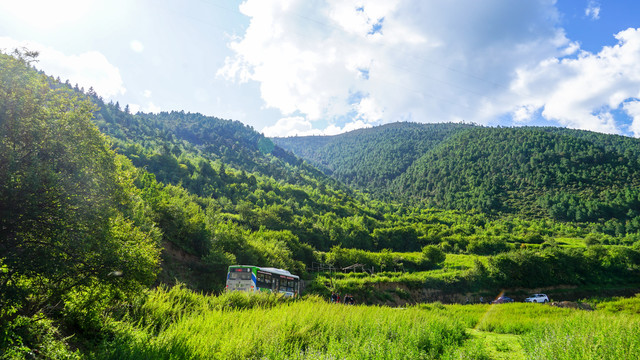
93, 287, 640, 360
468, 329, 525, 360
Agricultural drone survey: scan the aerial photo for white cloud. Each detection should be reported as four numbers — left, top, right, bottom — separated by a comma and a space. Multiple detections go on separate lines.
0, 37, 125, 99
220, 0, 572, 134
222, 1, 640, 136
512, 104, 538, 122
585, 1, 600, 20
128, 101, 161, 114
355, 96, 384, 123
128, 103, 141, 113
329, 120, 371, 134
262, 116, 370, 137
0, 0, 92, 30
262, 116, 322, 137
130, 40, 144, 53
623, 100, 640, 137
143, 101, 161, 114
512, 28, 640, 135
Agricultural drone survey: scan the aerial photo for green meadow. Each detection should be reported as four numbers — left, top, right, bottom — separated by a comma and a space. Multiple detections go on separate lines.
74, 287, 640, 360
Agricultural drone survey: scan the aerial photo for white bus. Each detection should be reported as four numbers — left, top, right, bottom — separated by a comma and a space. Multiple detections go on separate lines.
225, 265, 300, 297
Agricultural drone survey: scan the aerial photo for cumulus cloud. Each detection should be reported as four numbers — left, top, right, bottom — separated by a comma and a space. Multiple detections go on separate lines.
219, 0, 572, 133
221, 0, 640, 136
128, 101, 161, 114
0, 37, 125, 98
512, 28, 640, 134
262, 116, 322, 137
623, 100, 640, 137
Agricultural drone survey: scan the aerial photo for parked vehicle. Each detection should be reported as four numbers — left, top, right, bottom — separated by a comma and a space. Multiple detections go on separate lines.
524, 294, 549, 303
491, 296, 515, 304
226, 265, 300, 297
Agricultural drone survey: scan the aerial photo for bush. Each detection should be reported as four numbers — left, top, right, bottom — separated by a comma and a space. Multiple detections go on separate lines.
420, 245, 446, 269
0, 315, 81, 360
467, 237, 509, 255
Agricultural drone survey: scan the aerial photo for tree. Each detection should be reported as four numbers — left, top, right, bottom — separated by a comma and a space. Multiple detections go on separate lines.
0, 51, 160, 320
419, 245, 446, 269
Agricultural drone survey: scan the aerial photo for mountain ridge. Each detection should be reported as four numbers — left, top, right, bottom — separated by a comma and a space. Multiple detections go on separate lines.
274, 122, 640, 234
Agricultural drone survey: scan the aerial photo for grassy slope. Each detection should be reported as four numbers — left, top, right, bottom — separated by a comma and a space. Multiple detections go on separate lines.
91, 289, 640, 360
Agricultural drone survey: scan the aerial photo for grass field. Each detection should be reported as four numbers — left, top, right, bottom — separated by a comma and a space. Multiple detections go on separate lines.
87, 287, 640, 360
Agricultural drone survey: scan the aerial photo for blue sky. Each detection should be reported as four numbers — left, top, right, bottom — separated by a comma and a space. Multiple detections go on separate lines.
1, 0, 640, 137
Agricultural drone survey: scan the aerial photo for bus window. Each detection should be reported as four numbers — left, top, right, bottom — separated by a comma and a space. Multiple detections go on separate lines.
229, 272, 251, 281
257, 272, 272, 289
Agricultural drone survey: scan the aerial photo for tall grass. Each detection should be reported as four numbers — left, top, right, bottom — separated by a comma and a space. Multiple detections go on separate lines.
591, 294, 640, 314
99, 295, 471, 359
473, 303, 573, 334
90, 287, 640, 360
126, 284, 292, 332
521, 312, 640, 359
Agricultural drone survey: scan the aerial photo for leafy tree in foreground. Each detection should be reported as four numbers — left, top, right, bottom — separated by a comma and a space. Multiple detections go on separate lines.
0, 50, 160, 321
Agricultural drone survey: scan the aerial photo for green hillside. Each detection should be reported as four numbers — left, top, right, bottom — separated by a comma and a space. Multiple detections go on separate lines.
276, 124, 640, 235
273, 122, 472, 193
392, 127, 640, 233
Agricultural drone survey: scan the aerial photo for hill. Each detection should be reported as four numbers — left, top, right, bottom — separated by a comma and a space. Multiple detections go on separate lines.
273, 122, 473, 193
276, 124, 640, 235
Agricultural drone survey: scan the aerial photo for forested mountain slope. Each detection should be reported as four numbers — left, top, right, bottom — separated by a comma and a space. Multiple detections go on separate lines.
273, 122, 473, 193
392, 127, 640, 233
90, 99, 341, 195
276, 123, 640, 235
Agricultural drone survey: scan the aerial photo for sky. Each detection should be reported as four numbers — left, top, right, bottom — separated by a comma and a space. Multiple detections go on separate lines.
1, 0, 640, 138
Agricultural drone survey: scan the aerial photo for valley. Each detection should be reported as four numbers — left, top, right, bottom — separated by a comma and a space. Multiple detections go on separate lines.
2, 49, 640, 358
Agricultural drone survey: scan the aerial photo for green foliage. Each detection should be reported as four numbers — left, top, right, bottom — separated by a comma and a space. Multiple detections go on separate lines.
0, 315, 81, 360
6, 45, 640, 360
323, 247, 437, 273
0, 51, 160, 321
483, 246, 640, 288
278, 123, 640, 235
592, 294, 640, 314
393, 127, 640, 222
81, 287, 640, 360
467, 237, 510, 255
420, 245, 446, 268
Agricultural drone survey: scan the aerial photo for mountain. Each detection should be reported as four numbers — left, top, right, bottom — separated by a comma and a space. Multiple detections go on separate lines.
275, 123, 640, 235
89, 97, 342, 195
273, 122, 473, 194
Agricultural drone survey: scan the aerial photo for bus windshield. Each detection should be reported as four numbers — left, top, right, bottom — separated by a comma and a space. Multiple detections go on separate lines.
228, 272, 252, 281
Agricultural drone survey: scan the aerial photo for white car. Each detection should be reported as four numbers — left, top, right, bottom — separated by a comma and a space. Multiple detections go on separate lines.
524, 294, 549, 303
